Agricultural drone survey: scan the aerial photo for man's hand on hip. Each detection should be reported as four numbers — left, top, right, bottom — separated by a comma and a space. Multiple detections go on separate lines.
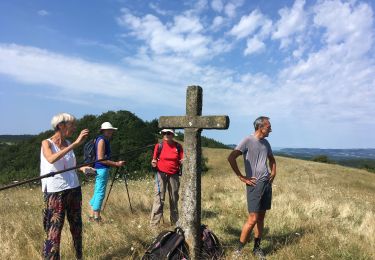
239, 176, 257, 186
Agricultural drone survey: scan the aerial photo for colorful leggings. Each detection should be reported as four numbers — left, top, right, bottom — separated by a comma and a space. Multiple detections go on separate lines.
42, 186, 82, 260
90, 168, 109, 211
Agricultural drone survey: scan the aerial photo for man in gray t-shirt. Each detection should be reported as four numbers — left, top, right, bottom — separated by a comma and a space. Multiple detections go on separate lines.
228, 116, 276, 259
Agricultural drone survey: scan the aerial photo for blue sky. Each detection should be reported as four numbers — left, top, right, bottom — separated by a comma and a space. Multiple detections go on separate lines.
0, 0, 374, 148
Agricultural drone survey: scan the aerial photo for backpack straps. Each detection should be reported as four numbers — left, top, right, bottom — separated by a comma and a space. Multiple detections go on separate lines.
156, 141, 163, 160
156, 141, 182, 161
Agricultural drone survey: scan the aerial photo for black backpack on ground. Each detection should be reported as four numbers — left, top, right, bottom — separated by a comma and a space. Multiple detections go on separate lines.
83, 138, 97, 166
142, 227, 189, 260
200, 224, 225, 259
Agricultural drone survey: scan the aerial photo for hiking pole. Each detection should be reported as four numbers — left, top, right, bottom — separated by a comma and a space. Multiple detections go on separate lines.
0, 144, 154, 192
102, 168, 119, 212
154, 168, 164, 224
122, 167, 134, 214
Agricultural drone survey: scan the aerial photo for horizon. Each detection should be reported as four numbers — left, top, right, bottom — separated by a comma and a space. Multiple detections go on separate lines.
1, 133, 375, 150
1, 0, 374, 149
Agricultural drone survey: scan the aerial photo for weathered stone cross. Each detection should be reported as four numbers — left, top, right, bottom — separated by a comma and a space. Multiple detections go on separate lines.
159, 85, 229, 259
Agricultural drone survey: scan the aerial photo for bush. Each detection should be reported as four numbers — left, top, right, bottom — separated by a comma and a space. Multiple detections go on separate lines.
312, 155, 334, 164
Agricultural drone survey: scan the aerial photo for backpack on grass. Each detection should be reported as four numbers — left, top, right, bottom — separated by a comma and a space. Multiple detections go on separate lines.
200, 224, 224, 259
142, 227, 189, 260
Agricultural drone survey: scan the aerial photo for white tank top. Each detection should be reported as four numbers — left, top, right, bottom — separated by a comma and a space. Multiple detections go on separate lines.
40, 139, 80, 192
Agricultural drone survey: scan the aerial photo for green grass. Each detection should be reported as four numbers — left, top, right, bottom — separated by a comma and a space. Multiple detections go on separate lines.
0, 148, 374, 259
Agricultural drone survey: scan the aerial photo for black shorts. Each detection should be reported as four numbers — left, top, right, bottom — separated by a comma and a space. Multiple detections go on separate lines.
246, 180, 272, 213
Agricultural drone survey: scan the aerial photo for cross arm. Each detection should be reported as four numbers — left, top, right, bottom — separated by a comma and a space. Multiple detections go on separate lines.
159, 115, 229, 129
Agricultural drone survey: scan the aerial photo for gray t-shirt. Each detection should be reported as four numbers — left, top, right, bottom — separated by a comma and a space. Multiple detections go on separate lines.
235, 135, 273, 182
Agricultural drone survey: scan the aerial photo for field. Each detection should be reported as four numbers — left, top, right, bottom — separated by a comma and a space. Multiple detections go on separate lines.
0, 148, 374, 259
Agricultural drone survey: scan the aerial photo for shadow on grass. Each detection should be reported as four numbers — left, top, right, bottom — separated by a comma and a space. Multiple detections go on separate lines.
262, 227, 306, 255
101, 232, 150, 260
223, 225, 243, 246
202, 209, 219, 219
222, 226, 306, 255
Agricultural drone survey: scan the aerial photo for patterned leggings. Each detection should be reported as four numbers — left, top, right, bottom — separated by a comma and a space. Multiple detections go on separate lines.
42, 186, 82, 260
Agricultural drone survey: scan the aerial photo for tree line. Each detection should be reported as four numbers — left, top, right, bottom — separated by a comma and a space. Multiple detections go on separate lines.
0, 110, 229, 185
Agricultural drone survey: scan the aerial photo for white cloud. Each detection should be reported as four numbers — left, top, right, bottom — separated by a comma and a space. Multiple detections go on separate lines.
314, 0, 373, 57
192, 0, 209, 14
244, 36, 265, 55
0, 44, 179, 105
224, 0, 244, 18
117, 9, 231, 59
272, 0, 307, 48
211, 0, 224, 13
37, 10, 49, 16
275, 1, 375, 122
211, 16, 225, 30
172, 15, 204, 34
229, 9, 271, 39
149, 3, 169, 16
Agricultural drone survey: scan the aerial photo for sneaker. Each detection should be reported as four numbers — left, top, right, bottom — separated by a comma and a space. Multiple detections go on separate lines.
253, 247, 266, 260
232, 248, 243, 259
88, 216, 94, 222
94, 216, 102, 223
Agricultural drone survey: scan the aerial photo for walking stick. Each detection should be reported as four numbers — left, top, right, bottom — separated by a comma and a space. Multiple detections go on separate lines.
122, 167, 134, 214
102, 168, 118, 212
154, 168, 164, 224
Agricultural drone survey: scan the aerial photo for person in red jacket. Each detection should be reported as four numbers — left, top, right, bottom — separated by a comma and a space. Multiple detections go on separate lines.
150, 129, 183, 226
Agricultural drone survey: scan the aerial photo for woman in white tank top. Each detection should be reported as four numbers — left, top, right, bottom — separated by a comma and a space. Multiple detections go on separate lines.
40, 113, 94, 260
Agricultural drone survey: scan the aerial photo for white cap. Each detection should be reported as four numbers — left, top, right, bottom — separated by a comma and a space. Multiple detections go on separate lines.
160, 129, 175, 135
100, 122, 118, 130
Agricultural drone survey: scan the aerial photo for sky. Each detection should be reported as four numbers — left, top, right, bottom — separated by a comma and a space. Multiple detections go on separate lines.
0, 0, 374, 149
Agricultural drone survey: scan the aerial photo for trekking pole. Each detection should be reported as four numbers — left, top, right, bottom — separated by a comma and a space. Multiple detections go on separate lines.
102, 168, 119, 212
154, 168, 164, 224
122, 167, 134, 214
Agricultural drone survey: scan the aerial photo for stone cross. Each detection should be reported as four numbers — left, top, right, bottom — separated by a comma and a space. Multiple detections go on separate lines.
159, 85, 229, 259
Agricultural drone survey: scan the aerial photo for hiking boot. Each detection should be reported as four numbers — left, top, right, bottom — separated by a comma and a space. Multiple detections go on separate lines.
253, 247, 266, 260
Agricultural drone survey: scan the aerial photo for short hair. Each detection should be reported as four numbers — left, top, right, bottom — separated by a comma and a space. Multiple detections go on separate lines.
51, 113, 76, 130
253, 116, 270, 131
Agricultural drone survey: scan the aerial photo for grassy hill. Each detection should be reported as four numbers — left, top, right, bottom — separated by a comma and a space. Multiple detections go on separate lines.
0, 148, 374, 259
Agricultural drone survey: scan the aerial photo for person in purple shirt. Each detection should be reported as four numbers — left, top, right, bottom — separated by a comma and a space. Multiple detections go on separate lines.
88, 122, 125, 223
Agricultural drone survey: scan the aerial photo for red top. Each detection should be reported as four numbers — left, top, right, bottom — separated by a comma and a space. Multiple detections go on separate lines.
153, 140, 184, 175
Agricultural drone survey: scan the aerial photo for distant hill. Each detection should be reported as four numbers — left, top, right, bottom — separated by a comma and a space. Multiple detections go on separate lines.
0, 135, 35, 144
275, 148, 375, 172
276, 148, 375, 160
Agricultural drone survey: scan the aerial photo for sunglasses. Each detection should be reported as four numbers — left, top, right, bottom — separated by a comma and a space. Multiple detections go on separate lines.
163, 132, 174, 136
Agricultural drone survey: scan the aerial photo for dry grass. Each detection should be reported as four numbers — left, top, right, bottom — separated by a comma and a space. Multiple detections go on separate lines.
1, 148, 374, 259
